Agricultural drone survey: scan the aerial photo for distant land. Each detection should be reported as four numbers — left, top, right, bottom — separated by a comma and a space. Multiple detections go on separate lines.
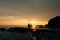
0, 25, 28, 28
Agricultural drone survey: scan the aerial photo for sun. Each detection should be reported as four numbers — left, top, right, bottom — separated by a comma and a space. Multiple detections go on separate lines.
29, 21, 36, 29
31, 21, 36, 24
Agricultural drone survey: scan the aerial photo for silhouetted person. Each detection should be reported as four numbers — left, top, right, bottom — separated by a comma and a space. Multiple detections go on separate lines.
28, 23, 32, 29
48, 16, 60, 29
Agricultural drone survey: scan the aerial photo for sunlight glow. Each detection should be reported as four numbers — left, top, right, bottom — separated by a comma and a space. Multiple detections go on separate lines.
0, 16, 47, 28
29, 21, 36, 29
31, 21, 36, 29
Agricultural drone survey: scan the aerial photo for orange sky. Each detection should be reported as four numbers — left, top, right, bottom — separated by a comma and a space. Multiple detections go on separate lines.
0, 16, 48, 26
0, 0, 60, 26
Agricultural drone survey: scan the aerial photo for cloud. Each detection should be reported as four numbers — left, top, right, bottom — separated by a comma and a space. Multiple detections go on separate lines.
0, 0, 60, 23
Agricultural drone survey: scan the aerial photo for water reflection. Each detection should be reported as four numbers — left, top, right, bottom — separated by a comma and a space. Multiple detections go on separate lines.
33, 36, 36, 40
28, 30, 36, 40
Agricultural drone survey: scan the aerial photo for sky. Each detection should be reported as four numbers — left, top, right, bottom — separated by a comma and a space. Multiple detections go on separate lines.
0, 0, 60, 25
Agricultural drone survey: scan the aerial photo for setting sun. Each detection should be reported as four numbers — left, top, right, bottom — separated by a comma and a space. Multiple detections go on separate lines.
28, 21, 37, 29
32, 21, 36, 24
31, 21, 36, 29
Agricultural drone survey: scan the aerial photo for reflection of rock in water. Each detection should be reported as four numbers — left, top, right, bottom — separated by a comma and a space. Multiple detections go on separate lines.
28, 32, 33, 40
32, 32, 36, 40
33, 36, 36, 40
28, 32, 36, 40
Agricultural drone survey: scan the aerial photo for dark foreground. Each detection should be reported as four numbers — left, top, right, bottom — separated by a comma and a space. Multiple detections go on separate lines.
0, 29, 60, 40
